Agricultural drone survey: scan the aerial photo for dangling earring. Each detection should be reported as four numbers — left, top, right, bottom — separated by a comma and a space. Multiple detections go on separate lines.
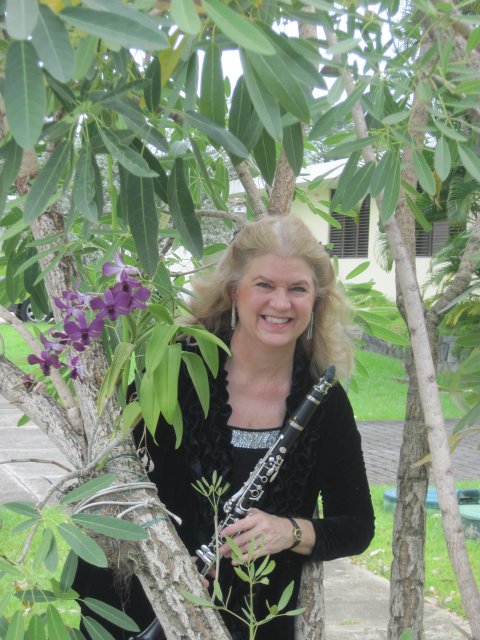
231, 300, 237, 330
306, 311, 314, 341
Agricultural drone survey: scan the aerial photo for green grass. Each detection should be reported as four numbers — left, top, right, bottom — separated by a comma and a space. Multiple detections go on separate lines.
354, 483, 480, 618
0, 321, 52, 373
349, 350, 462, 421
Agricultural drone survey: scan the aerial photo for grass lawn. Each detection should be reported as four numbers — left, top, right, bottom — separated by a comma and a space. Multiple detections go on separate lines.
355, 483, 480, 618
349, 350, 462, 421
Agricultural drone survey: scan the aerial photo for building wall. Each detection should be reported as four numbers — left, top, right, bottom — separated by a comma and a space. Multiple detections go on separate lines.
291, 186, 436, 301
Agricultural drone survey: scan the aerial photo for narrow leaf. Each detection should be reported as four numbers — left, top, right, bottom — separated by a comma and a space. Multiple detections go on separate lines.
6, 0, 38, 39
123, 170, 159, 277
434, 136, 451, 181
186, 111, 248, 158
60, 550, 78, 592
327, 37, 360, 55
73, 146, 98, 223
253, 129, 277, 186
168, 158, 203, 259
24, 141, 71, 223
32, 5, 75, 83
240, 52, 282, 141
140, 372, 161, 437
170, 0, 201, 34
0, 139, 23, 218
46, 604, 70, 640
181, 351, 210, 417
72, 514, 148, 541
97, 342, 135, 414
341, 162, 375, 211
433, 119, 467, 142
145, 323, 179, 372
98, 129, 158, 178
57, 523, 108, 568
60, 7, 168, 51
60, 474, 116, 505
26, 615, 46, 640
245, 51, 310, 123
199, 41, 225, 127
283, 122, 304, 176
346, 261, 370, 280
380, 151, 400, 223
412, 150, 435, 195
457, 144, 480, 183
5, 610, 24, 640
370, 151, 390, 197
202, 0, 275, 55
144, 56, 161, 111
4, 41, 47, 150
3, 501, 38, 517
83, 599, 139, 632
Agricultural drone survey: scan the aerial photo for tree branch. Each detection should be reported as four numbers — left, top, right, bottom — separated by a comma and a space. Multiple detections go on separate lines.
195, 208, 246, 225
0, 355, 86, 467
234, 161, 268, 217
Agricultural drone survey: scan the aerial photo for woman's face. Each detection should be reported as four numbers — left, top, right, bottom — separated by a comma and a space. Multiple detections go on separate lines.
233, 253, 316, 351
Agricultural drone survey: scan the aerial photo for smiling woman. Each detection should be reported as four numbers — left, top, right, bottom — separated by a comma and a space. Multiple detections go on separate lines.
74, 215, 374, 640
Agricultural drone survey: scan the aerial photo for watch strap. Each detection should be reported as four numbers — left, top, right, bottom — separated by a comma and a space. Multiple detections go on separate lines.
287, 516, 302, 549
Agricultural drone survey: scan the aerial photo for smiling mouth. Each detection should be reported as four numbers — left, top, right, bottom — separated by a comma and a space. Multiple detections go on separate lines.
263, 315, 291, 325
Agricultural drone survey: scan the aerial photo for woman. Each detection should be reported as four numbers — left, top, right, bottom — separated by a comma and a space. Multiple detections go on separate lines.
75, 214, 374, 639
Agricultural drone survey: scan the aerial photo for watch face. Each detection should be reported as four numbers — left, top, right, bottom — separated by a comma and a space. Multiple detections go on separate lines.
294, 528, 302, 542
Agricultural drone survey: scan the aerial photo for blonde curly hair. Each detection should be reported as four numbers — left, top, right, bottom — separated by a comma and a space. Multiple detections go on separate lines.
188, 215, 354, 379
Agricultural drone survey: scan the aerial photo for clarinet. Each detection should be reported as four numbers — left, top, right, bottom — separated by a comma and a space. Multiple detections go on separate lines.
195, 364, 335, 576
131, 365, 335, 640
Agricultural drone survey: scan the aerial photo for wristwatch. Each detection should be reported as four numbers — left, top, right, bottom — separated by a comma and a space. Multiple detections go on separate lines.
287, 517, 302, 549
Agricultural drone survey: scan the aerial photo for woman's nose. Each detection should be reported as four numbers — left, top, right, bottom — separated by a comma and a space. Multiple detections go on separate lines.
270, 288, 291, 309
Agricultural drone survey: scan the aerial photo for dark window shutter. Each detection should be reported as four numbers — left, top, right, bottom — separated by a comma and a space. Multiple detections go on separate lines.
329, 195, 370, 258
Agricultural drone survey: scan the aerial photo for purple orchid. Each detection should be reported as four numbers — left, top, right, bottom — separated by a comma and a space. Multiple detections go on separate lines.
102, 251, 139, 282
128, 285, 151, 310
90, 289, 132, 321
27, 351, 62, 377
63, 313, 104, 350
53, 290, 90, 319
67, 355, 85, 381
40, 332, 65, 355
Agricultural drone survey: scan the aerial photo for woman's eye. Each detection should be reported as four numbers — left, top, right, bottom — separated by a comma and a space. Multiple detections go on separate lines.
291, 286, 306, 293
256, 282, 272, 289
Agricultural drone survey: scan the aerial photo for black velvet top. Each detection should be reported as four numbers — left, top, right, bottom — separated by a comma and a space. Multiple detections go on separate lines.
74, 337, 374, 640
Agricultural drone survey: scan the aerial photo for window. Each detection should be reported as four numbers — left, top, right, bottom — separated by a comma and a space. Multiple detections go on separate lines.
329, 195, 370, 258
416, 220, 453, 257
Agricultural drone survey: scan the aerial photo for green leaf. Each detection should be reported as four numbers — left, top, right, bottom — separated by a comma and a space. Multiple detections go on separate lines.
228, 76, 262, 160
4, 40, 47, 150
370, 151, 390, 198
140, 371, 161, 437
131, 139, 168, 202
60, 474, 117, 505
122, 170, 159, 278
33, 528, 54, 570
14, 589, 57, 604
240, 51, 282, 141
121, 400, 142, 433
379, 150, 400, 223
73, 35, 98, 81
81, 617, 116, 640
57, 523, 108, 568
5, 0, 38, 39
359, 316, 410, 345
466, 26, 480, 53
44, 532, 58, 573
170, 0, 201, 34
83, 598, 139, 632
0, 139, 23, 218
434, 136, 451, 182
60, 7, 168, 51
168, 158, 203, 260
433, 119, 467, 142
202, 0, 275, 55
60, 550, 78, 592
453, 79, 480, 95
199, 41, 225, 128
181, 351, 210, 417
46, 604, 70, 640
145, 323, 179, 372
412, 150, 435, 195
73, 146, 98, 223
181, 326, 229, 376
3, 501, 38, 518
24, 141, 71, 223
283, 122, 304, 176
26, 615, 46, 640
144, 56, 161, 111
32, 5, 75, 83
325, 136, 376, 159
309, 82, 367, 140
190, 138, 228, 211
0, 557, 23, 578
182, 591, 217, 608
253, 129, 277, 186
341, 162, 375, 211
98, 129, 158, 178
457, 144, 480, 183
327, 37, 360, 55
97, 342, 135, 415
5, 610, 24, 640
185, 111, 248, 159
72, 514, 148, 541
245, 51, 310, 123
346, 261, 370, 280
277, 580, 294, 611
154, 343, 182, 424
382, 111, 410, 125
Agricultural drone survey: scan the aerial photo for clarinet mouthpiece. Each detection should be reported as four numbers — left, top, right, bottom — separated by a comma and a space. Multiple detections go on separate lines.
325, 365, 336, 383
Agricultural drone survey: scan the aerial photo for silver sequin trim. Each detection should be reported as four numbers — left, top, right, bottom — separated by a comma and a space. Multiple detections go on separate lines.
230, 428, 281, 449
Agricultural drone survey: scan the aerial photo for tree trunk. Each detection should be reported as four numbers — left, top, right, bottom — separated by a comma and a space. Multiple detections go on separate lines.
295, 561, 326, 640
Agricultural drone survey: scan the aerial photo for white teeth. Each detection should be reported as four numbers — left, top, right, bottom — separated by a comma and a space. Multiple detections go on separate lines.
264, 316, 289, 324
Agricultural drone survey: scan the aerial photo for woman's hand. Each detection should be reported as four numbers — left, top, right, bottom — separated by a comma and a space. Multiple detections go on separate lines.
218, 508, 315, 563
